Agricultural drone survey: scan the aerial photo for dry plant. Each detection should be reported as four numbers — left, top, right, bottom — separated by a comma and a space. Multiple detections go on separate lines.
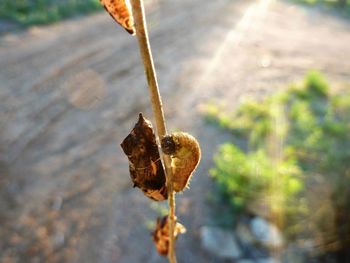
99, 0, 201, 262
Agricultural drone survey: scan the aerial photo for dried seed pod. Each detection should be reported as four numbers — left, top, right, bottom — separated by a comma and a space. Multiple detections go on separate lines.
152, 216, 186, 256
121, 113, 167, 201
99, 0, 135, 35
161, 132, 201, 192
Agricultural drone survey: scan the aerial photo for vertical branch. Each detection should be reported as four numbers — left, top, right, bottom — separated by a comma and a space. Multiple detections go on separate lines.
129, 1, 177, 262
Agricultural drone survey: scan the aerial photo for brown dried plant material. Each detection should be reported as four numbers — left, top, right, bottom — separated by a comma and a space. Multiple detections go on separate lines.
152, 216, 186, 256
121, 113, 167, 201
99, 0, 135, 34
161, 132, 201, 192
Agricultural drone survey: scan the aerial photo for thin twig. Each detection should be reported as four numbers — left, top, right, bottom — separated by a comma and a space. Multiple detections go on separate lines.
129, 1, 177, 262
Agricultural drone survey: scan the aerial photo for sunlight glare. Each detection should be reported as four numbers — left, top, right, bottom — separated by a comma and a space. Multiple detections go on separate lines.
197, 0, 274, 87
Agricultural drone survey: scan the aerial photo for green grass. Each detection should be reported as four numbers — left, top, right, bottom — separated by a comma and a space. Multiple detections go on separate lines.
290, 0, 350, 18
293, 0, 349, 6
206, 71, 350, 252
0, 0, 101, 26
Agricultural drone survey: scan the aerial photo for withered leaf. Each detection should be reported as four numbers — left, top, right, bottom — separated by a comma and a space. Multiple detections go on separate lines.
99, 0, 135, 35
121, 113, 167, 201
152, 215, 186, 256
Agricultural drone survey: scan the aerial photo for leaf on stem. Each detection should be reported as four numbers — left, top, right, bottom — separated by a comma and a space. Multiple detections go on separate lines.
121, 113, 168, 201
99, 0, 135, 34
152, 215, 186, 256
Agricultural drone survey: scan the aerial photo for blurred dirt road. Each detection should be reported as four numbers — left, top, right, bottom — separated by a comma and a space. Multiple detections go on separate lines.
1, 0, 350, 262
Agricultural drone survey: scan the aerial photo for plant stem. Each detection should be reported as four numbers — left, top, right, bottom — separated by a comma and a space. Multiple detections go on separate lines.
129, 1, 177, 262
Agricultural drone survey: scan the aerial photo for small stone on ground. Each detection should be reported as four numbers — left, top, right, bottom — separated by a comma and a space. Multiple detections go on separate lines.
200, 226, 242, 259
250, 217, 284, 249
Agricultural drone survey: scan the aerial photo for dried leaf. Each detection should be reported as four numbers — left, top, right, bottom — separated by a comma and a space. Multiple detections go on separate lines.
152, 216, 186, 256
99, 0, 135, 35
121, 113, 167, 201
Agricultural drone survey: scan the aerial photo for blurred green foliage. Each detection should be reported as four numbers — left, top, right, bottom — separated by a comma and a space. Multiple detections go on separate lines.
292, 0, 350, 17
294, 0, 349, 7
211, 144, 304, 220
0, 0, 101, 26
207, 71, 350, 249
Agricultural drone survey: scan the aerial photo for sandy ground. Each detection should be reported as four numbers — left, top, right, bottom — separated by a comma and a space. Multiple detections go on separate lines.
0, 0, 350, 262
